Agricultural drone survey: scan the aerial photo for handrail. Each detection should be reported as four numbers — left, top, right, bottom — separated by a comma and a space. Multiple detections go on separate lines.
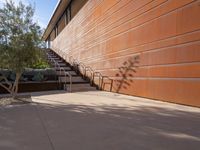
69, 55, 113, 91
69, 58, 94, 84
101, 76, 113, 91
84, 66, 94, 85
48, 48, 113, 92
46, 50, 72, 92
93, 72, 102, 88
93, 72, 113, 91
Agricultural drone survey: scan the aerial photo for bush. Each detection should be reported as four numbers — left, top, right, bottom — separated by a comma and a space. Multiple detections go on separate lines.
23, 68, 56, 76
32, 60, 50, 69
0, 68, 57, 82
32, 72, 44, 81
0, 69, 11, 78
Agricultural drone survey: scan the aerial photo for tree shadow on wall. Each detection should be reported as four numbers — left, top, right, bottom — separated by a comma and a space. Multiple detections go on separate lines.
115, 55, 140, 93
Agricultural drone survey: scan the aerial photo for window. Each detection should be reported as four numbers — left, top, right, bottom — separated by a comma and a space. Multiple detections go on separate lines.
50, 29, 56, 41
67, 6, 71, 23
49, 0, 88, 39
58, 14, 65, 34
71, 0, 88, 19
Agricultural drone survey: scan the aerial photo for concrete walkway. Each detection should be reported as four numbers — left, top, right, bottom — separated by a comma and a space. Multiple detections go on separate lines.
0, 91, 200, 150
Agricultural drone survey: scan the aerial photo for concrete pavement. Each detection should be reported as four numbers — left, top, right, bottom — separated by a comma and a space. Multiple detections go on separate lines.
0, 90, 200, 150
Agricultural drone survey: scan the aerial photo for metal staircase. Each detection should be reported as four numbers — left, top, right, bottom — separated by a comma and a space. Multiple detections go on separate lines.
45, 49, 97, 92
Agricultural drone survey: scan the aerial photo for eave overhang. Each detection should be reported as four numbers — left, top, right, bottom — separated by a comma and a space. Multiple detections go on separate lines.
42, 0, 71, 41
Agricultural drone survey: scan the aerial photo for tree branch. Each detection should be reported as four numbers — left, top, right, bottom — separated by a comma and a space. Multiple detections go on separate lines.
0, 82, 12, 93
0, 76, 12, 89
0, 76, 13, 94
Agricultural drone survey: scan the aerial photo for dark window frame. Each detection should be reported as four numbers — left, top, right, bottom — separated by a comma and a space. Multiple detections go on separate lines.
49, 0, 87, 39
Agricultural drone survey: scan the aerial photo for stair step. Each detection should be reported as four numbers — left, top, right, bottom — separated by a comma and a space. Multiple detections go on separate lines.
63, 83, 97, 92
57, 62, 68, 66
55, 67, 72, 71
53, 64, 67, 68
56, 60, 64, 63
59, 76, 88, 83
45, 49, 97, 93
70, 83, 94, 87
47, 58, 57, 61
47, 53, 55, 55
48, 54, 58, 57
49, 57, 60, 60
53, 64, 68, 68
70, 86, 97, 92
48, 57, 58, 59
48, 54, 57, 56
56, 70, 77, 76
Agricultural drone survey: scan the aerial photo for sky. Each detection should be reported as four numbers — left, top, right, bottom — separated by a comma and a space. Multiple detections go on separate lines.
0, 0, 59, 29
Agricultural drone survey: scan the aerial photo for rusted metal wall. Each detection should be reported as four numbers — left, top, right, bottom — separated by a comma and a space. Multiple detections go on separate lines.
51, 0, 200, 107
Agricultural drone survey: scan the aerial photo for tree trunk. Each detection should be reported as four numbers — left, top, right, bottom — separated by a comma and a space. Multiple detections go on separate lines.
0, 72, 23, 101
11, 72, 21, 99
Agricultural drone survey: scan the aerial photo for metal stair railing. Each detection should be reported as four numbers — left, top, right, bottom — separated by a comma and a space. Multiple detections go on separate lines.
84, 66, 94, 85
46, 52, 72, 92
69, 55, 113, 91
48, 48, 113, 92
93, 72, 113, 91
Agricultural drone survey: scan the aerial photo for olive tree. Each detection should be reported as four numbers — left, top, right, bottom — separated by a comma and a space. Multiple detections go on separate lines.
0, 0, 43, 98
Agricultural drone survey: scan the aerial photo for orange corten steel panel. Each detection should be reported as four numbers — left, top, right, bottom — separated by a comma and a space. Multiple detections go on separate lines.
51, 0, 200, 107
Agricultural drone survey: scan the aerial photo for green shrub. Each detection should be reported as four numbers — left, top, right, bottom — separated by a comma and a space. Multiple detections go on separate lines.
32, 72, 44, 81
9, 72, 16, 81
43, 68, 57, 75
0, 68, 56, 82
32, 60, 50, 69
0, 69, 11, 78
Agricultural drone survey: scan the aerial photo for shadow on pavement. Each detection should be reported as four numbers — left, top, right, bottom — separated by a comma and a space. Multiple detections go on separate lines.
1, 97, 199, 150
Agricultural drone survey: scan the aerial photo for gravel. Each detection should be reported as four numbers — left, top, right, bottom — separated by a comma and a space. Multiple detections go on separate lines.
0, 96, 32, 106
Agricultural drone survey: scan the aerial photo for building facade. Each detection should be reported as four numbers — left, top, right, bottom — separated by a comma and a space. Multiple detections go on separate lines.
43, 0, 200, 107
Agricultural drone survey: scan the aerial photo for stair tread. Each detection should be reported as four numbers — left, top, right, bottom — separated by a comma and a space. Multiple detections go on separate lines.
55, 66, 71, 69
58, 74, 79, 77
56, 69, 72, 72
56, 71, 77, 76
49, 57, 60, 60
71, 83, 93, 86
63, 81, 89, 84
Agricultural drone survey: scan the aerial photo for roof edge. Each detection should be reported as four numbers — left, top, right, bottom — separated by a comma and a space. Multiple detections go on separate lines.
42, 0, 71, 41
